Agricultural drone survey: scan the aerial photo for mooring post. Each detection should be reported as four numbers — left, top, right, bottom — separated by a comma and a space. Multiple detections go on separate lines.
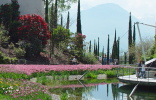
79, 70, 89, 80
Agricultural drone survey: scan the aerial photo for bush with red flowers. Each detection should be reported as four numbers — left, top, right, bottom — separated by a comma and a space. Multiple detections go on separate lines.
17, 14, 50, 57
75, 33, 86, 50
71, 33, 86, 59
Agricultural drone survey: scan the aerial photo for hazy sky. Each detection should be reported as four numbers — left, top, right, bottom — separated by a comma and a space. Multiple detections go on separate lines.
69, 0, 156, 51
71, 0, 156, 21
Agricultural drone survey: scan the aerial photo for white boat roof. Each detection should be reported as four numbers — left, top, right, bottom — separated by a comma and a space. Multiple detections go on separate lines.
145, 58, 156, 65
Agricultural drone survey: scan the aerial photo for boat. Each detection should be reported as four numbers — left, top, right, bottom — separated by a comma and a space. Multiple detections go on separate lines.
118, 22, 156, 86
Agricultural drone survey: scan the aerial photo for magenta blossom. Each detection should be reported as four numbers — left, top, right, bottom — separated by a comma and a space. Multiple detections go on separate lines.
0, 64, 118, 75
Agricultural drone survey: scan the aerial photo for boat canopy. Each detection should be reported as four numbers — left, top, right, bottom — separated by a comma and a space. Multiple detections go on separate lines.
145, 58, 156, 67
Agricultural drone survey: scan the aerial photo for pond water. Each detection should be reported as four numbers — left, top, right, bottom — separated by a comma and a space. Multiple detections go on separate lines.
47, 79, 156, 100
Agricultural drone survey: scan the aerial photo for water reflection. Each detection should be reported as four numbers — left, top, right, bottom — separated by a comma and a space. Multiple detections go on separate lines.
119, 85, 156, 100
49, 79, 156, 100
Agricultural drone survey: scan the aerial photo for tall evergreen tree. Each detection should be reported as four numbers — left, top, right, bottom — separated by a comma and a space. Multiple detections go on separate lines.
66, 11, 70, 29
128, 12, 133, 64
96, 44, 98, 56
77, 0, 82, 34
45, 0, 49, 23
61, 14, 63, 27
133, 23, 136, 46
89, 40, 91, 53
112, 29, 117, 62
102, 46, 104, 64
132, 23, 136, 63
76, 0, 83, 53
117, 37, 120, 64
107, 34, 110, 64
124, 52, 127, 64
94, 40, 97, 56
50, 3, 54, 29
9, 0, 20, 43
50, 3, 55, 55
54, 0, 58, 28
98, 37, 99, 56
94, 40, 96, 55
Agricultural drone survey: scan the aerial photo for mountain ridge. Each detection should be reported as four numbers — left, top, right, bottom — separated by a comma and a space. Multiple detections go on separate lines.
69, 3, 155, 52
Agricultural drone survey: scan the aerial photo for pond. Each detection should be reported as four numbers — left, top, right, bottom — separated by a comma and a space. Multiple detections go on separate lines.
46, 78, 156, 100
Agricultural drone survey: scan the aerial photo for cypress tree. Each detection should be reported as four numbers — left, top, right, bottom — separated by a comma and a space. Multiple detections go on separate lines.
9, 0, 20, 43
94, 40, 96, 55
107, 34, 110, 64
54, 0, 58, 28
61, 14, 63, 27
133, 23, 136, 46
128, 12, 133, 64
50, 3, 54, 29
66, 11, 70, 29
98, 37, 99, 56
45, 0, 49, 23
94, 40, 97, 56
11, 0, 20, 21
117, 37, 120, 64
96, 43, 98, 57
112, 29, 117, 62
132, 23, 136, 63
124, 52, 127, 64
77, 0, 82, 34
50, 3, 55, 55
102, 46, 104, 65
76, 0, 83, 53
89, 40, 91, 53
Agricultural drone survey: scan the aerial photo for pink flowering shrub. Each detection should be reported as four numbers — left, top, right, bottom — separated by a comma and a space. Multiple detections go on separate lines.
75, 33, 86, 50
0, 65, 118, 75
0, 78, 50, 99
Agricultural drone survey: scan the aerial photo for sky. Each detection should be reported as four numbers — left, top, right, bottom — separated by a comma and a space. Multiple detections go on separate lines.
68, 0, 156, 52
70, 0, 156, 24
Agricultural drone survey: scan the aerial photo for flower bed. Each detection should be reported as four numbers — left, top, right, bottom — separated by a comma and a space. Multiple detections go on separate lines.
0, 64, 118, 75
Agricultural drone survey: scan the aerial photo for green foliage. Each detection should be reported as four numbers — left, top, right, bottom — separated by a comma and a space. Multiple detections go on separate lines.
0, 1, 20, 43
86, 73, 97, 79
72, 33, 86, 59
11, 91, 51, 100
61, 93, 68, 100
81, 52, 98, 64
37, 76, 49, 85
154, 53, 156, 58
13, 47, 26, 58
0, 25, 9, 47
0, 4, 12, 29
104, 70, 117, 78
53, 26, 70, 45
112, 30, 118, 62
0, 72, 28, 79
17, 14, 50, 57
77, 0, 82, 34
0, 52, 17, 64
150, 36, 156, 58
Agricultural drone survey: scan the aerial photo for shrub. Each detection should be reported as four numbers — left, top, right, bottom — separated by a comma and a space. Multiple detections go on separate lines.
13, 47, 25, 58
81, 52, 98, 64
0, 25, 9, 47
17, 14, 50, 57
0, 1, 20, 43
53, 26, 70, 45
0, 52, 17, 64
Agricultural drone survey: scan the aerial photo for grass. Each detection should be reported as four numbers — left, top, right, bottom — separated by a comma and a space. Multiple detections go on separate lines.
0, 66, 135, 100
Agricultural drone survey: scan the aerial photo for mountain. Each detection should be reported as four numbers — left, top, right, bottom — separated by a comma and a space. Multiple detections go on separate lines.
69, 3, 155, 53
